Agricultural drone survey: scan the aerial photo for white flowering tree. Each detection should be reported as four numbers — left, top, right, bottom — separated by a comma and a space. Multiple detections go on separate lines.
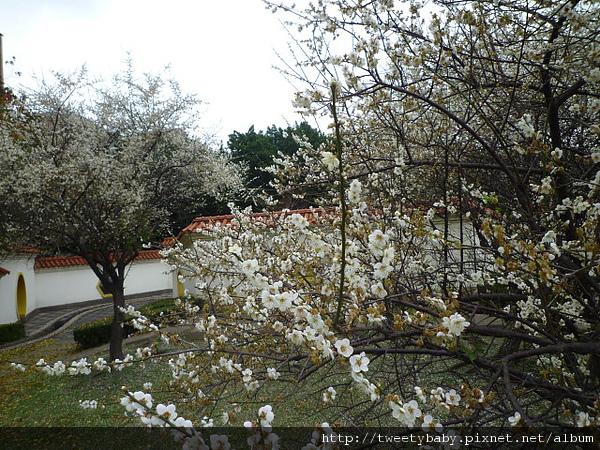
157, 0, 600, 435
0, 69, 243, 360
9, 0, 600, 445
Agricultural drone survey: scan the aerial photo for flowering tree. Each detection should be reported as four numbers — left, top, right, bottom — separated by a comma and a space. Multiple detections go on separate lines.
0, 68, 243, 360
159, 0, 600, 435
10, 0, 600, 445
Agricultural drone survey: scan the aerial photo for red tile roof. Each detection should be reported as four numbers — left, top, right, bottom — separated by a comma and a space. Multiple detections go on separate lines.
5, 246, 40, 254
161, 237, 177, 248
34, 249, 163, 270
178, 208, 332, 238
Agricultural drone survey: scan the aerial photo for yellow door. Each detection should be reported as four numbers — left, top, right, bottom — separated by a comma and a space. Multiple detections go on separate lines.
16, 273, 27, 319
177, 271, 185, 297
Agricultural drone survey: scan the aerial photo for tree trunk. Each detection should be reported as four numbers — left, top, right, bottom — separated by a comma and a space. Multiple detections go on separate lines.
109, 282, 126, 361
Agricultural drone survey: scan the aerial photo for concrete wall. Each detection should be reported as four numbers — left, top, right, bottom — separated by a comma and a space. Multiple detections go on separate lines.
122, 259, 175, 298
35, 265, 102, 309
0, 256, 175, 325
430, 215, 482, 270
34, 259, 174, 309
0, 255, 38, 324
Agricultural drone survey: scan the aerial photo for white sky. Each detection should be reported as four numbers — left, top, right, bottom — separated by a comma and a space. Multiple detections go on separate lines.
0, 0, 312, 145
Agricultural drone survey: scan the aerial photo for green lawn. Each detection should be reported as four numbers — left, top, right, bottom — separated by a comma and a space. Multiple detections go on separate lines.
0, 338, 168, 427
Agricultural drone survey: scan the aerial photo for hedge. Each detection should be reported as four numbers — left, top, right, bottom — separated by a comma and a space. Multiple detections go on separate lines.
73, 297, 203, 349
0, 322, 26, 344
73, 317, 135, 349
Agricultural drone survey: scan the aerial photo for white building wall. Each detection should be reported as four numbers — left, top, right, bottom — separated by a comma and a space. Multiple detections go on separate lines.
122, 259, 174, 297
34, 259, 174, 310
34, 266, 101, 309
430, 215, 482, 270
0, 255, 38, 324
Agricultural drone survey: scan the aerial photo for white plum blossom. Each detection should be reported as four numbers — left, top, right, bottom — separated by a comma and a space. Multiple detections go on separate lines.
349, 352, 370, 372
200, 416, 214, 427
321, 151, 340, 171
258, 405, 275, 428
68, 358, 92, 375
516, 114, 541, 139
370, 282, 388, 298
293, 91, 313, 109
422, 414, 443, 431
373, 262, 393, 280
79, 400, 98, 409
240, 259, 260, 275
9, 363, 26, 372
368, 230, 389, 254
228, 243, 242, 256
508, 412, 522, 427
334, 338, 354, 357
441, 313, 470, 337
382, 246, 395, 265
348, 179, 363, 203
92, 358, 110, 372
323, 387, 337, 404
414, 386, 427, 403
575, 411, 591, 427
156, 403, 178, 421
390, 399, 421, 427
445, 389, 461, 406
286, 329, 305, 345
133, 391, 153, 409
266, 368, 281, 380
585, 67, 600, 83
287, 213, 310, 229
241, 368, 253, 383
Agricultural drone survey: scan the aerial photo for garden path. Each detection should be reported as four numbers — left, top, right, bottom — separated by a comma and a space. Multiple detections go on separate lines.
0, 293, 170, 355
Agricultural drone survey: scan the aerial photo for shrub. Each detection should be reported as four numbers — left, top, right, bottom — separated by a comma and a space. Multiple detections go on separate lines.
73, 317, 135, 350
0, 322, 26, 344
73, 298, 202, 349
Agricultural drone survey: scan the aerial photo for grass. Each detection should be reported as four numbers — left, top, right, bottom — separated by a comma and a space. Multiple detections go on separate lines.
0, 338, 170, 427
0, 299, 501, 431
1, 299, 497, 449
0, 297, 186, 427
0, 333, 362, 429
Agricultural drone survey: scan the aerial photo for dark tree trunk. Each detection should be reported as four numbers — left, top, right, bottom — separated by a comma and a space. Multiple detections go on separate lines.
109, 282, 126, 361
82, 252, 137, 362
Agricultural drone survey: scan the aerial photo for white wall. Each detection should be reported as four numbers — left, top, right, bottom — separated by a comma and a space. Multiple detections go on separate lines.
0, 255, 38, 324
430, 215, 482, 270
122, 259, 174, 297
34, 259, 174, 309
34, 265, 102, 309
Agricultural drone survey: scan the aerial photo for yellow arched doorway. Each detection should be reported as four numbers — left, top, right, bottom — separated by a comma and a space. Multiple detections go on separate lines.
177, 271, 185, 297
16, 273, 27, 320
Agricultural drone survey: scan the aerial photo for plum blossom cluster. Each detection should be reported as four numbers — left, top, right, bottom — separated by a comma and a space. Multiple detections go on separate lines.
156, 0, 600, 432
120, 394, 288, 450
10, 347, 155, 376
159, 202, 482, 429
79, 399, 99, 409
121, 389, 194, 429
119, 305, 159, 332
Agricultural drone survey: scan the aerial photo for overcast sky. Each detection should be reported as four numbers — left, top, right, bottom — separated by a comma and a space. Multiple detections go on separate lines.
1, 0, 311, 144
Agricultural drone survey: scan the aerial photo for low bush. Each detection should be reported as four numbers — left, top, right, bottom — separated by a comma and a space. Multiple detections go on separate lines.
0, 322, 26, 344
73, 317, 135, 349
73, 297, 202, 349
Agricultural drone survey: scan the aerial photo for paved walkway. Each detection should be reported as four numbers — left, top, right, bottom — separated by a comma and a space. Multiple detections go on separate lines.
0, 293, 170, 352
